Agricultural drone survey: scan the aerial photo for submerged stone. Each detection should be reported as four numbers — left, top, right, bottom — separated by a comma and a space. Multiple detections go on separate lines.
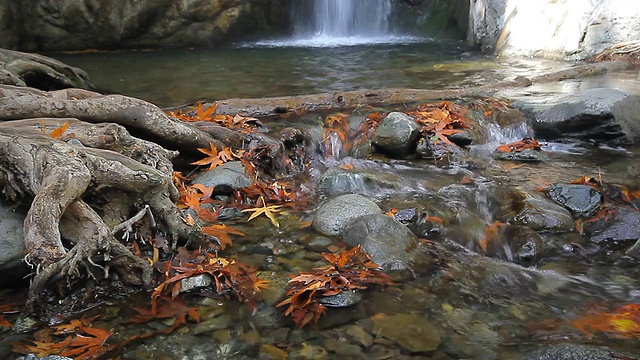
371, 313, 442, 353
525, 343, 640, 360
494, 148, 547, 162
317, 167, 400, 197
506, 191, 574, 232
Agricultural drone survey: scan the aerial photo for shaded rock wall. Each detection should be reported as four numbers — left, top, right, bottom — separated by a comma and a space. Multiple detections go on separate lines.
469, 0, 640, 59
392, 0, 469, 39
0, 0, 288, 51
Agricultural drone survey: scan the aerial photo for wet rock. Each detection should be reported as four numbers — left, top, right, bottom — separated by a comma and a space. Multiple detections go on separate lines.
260, 344, 288, 360
0, 200, 28, 280
546, 183, 602, 218
505, 191, 574, 232
179, 274, 213, 293
415, 136, 462, 161
216, 207, 244, 221
317, 167, 399, 197
484, 225, 544, 264
312, 194, 381, 236
532, 88, 640, 145
318, 290, 363, 307
305, 236, 333, 252
193, 314, 232, 335
289, 342, 328, 360
342, 214, 418, 271
345, 324, 373, 347
524, 343, 640, 360
406, 210, 445, 239
323, 338, 368, 359
583, 206, 640, 245
447, 130, 476, 147
494, 148, 547, 162
371, 313, 442, 353
191, 161, 251, 193
372, 112, 420, 157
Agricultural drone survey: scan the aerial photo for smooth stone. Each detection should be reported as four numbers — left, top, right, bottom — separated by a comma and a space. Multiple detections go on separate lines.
191, 161, 251, 191
506, 191, 575, 233
192, 314, 232, 334
341, 213, 418, 271
371, 313, 441, 353
372, 111, 420, 156
546, 183, 602, 217
312, 194, 381, 236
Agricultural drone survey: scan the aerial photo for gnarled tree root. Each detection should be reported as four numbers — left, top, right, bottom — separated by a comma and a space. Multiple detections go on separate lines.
0, 119, 195, 310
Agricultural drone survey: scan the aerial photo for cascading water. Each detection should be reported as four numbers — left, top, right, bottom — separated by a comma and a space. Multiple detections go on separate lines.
255, 0, 418, 47
293, 0, 392, 39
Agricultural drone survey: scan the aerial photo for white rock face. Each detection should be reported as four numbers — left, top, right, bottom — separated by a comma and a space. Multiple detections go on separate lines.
468, 0, 640, 59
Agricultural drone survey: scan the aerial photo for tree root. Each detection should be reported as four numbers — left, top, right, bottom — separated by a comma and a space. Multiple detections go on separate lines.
0, 119, 193, 310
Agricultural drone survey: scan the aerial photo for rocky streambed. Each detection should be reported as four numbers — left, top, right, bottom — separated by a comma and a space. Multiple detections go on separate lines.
1, 45, 640, 359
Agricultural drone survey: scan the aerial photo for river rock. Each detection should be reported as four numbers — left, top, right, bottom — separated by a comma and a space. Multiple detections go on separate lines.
484, 224, 544, 264
0, 200, 28, 282
318, 290, 363, 308
494, 148, 547, 162
341, 213, 418, 271
190, 161, 251, 193
0, 1, 286, 51
469, 0, 640, 59
415, 135, 463, 161
505, 191, 575, 232
372, 112, 420, 157
524, 343, 640, 360
317, 167, 400, 197
546, 183, 602, 218
583, 206, 640, 245
312, 194, 381, 236
531, 88, 640, 145
371, 313, 442, 353
0, 49, 93, 90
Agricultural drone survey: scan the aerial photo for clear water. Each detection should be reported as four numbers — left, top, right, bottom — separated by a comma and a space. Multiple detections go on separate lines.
30, 24, 640, 360
52, 41, 576, 108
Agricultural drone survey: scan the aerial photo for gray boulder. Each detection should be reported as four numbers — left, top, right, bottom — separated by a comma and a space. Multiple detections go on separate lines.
342, 213, 417, 271
372, 112, 420, 157
532, 88, 640, 145
312, 194, 381, 236
317, 167, 400, 197
191, 161, 251, 193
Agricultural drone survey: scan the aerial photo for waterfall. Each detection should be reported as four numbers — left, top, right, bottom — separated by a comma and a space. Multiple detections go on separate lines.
293, 0, 392, 38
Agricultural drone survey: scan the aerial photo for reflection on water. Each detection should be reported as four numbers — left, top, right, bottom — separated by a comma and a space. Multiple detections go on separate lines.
51, 41, 573, 108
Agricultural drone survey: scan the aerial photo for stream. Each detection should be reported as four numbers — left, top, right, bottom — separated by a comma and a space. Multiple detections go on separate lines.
7, 35, 640, 359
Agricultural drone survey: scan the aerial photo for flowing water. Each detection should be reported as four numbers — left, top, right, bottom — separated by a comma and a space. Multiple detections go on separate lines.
9, 3, 640, 359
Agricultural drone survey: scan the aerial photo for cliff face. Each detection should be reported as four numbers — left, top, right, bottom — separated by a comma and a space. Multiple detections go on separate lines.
468, 0, 640, 59
0, 0, 288, 51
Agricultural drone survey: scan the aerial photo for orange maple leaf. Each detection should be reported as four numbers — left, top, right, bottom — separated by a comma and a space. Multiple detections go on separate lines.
201, 224, 245, 250
191, 143, 223, 170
